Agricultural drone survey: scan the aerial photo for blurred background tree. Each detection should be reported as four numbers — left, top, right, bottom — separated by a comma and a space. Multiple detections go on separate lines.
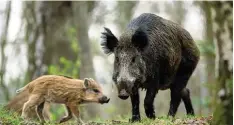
0, 1, 11, 102
0, 1, 232, 123
209, 1, 232, 125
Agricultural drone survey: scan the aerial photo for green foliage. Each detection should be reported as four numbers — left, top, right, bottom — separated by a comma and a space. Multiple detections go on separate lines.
68, 27, 79, 53
48, 57, 80, 78
196, 40, 215, 56
226, 78, 233, 91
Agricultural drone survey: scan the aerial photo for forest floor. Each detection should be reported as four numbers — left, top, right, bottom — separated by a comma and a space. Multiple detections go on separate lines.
0, 106, 212, 125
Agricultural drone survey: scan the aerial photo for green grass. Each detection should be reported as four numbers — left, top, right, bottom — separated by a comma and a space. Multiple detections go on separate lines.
0, 106, 212, 125
88, 115, 212, 125
0, 106, 24, 125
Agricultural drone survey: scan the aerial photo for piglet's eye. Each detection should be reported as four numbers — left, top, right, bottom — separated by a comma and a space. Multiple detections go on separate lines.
93, 89, 99, 93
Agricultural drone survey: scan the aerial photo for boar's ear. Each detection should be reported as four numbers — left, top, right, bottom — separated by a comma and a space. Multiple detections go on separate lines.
84, 78, 90, 88
132, 27, 148, 50
101, 27, 118, 55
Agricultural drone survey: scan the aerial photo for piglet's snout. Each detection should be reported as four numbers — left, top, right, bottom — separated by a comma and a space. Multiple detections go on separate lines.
99, 96, 110, 104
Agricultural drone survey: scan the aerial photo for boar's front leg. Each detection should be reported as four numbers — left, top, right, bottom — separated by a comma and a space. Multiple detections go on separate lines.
144, 87, 158, 119
130, 88, 140, 122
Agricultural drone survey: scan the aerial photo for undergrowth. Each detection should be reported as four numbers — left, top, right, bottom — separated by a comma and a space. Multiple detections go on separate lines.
0, 106, 212, 125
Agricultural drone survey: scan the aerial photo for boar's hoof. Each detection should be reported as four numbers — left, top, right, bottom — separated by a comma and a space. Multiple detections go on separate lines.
129, 115, 141, 122
146, 113, 156, 119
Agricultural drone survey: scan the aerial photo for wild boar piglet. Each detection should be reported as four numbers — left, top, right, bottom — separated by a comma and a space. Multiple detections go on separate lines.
16, 75, 110, 124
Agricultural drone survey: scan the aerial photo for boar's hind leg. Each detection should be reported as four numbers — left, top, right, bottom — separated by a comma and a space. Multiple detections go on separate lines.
168, 56, 198, 117
181, 88, 194, 115
169, 83, 194, 117
36, 101, 45, 122
59, 105, 73, 123
144, 87, 158, 119
168, 88, 182, 117
130, 89, 140, 122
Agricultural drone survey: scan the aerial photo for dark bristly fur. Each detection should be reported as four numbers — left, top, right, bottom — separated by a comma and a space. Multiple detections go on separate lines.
101, 27, 118, 55
100, 13, 200, 122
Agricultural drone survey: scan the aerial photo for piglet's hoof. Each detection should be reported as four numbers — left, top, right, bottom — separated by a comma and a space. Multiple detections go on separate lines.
129, 115, 141, 122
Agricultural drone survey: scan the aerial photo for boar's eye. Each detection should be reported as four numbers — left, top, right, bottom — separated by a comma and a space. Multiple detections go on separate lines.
132, 57, 136, 63
93, 89, 99, 93
132, 56, 140, 64
112, 73, 118, 82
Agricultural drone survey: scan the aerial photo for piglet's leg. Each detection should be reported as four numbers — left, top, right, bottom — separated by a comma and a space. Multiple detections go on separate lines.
36, 101, 45, 123
22, 94, 43, 120
68, 104, 85, 125
59, 105, 73, 123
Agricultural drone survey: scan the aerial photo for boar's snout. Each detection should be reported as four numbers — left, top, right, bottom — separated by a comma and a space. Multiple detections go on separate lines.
118, 89, 129, 100
99, 96, 110, 104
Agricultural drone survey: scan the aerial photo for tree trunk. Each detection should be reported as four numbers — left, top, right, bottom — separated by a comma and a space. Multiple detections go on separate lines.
210, 1, 233, 125
72, 1, 98, 119
165, 1, 187, 25
199, 1, 216, 115
23, 1, 39, 83
0, 1, 11, 101
115, 1, 138, 32
5, 1, 77, 120
72, 1, 95, 79
40, 1, 76, 75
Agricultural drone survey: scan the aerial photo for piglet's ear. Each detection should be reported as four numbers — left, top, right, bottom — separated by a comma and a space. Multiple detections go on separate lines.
88, 78, 94, 82
84, 78, 89, 88
132, 27, 148, 50
101, 27, 118, 55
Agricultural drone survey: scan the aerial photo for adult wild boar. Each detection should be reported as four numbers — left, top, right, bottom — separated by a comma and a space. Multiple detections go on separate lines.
100, 13, 200, 122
